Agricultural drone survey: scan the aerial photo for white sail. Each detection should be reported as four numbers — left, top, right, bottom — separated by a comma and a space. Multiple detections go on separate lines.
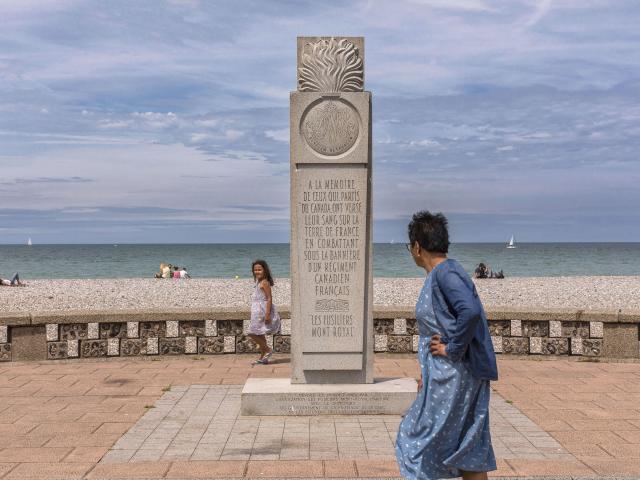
507, 235, 516, 249
27, 237, 32, 246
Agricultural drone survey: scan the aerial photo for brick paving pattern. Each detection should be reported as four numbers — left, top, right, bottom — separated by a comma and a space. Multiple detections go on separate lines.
0, 355, 636, 478
102, 385, 567, 463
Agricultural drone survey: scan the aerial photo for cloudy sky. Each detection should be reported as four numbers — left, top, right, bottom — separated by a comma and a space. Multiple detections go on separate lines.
1, 0, 639, 244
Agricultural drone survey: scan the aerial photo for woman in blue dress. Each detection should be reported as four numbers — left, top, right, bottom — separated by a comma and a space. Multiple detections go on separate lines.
396, 211, 498, 480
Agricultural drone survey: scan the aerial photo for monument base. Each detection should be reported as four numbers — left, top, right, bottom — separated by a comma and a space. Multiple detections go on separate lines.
241, 377, 417, 416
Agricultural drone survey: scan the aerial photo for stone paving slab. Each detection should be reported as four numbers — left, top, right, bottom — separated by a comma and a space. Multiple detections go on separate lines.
102, 384, 568, 463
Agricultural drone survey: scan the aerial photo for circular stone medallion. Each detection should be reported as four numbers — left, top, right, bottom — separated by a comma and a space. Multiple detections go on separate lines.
301, 100, 359, 156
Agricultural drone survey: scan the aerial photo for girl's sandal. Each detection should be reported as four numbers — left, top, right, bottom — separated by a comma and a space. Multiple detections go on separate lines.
252, 352, 272, 365
253, 351, 273, 365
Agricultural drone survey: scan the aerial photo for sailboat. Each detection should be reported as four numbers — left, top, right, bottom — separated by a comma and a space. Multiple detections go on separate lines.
506, 235, 516, 249
27, 237, 32, 246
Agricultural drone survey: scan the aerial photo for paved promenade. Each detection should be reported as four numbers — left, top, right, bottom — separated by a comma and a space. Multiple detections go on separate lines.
0, 355, 638, 479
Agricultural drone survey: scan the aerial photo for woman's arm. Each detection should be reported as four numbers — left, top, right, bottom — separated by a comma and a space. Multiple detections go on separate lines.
432, 269, 482, 361
260, 280, 273, 324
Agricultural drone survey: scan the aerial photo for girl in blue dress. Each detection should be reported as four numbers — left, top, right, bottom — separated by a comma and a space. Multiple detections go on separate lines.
396, 211, 498, 480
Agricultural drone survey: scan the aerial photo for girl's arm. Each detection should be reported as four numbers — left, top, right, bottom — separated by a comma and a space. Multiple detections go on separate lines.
260, 280, 273, 324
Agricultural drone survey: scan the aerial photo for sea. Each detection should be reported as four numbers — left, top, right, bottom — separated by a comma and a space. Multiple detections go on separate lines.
1, 243, 639, 279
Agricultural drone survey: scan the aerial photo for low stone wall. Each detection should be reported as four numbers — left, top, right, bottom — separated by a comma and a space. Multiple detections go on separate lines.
0, 307, 638, 361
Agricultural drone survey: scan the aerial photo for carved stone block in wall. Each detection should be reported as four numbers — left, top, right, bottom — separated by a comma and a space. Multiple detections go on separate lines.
235, 335, 260, 353
274, 335, 291, 353
159, 338, 185, 355
216, 320, 243, 336
100, 323, 128, 339
583, 339, 603, 356
387, 335, 412, 353
549, 321, 562, 337
394, 318, 407, 335
279, 319, 291, 335
374, 334, 388, 352
179, 321, 205, 337
502, 337, 529, 354
185, 336, 197, 354
0, 344, 10, 361
121, 339, 146, 356
198, 337, 225, 354
81, 340, 108, 357
542, 338, 569, 355
374, 319, 394, 335
562, 322, 589, 338
60, 324, 88, 340
47, 342, 68, 359
522, 321, 549, 337
406, 319, 419, 335
140, 322, 166, 338
489, 321, 511, 336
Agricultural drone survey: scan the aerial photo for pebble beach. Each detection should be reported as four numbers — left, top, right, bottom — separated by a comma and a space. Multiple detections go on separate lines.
2, 276, 640, 313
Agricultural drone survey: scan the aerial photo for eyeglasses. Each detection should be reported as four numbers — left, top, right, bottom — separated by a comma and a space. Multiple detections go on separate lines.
405, 243, 412, 252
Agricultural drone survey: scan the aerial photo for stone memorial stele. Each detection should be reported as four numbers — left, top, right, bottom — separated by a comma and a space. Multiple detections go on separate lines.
241, 37, 415, 415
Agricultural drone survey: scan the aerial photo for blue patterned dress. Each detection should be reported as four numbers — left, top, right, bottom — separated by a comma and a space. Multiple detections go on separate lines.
396, 265, 496, 479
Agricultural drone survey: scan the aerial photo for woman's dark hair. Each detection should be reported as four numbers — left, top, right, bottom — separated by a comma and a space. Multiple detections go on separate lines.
251, 259, 274, 286
407, 211, 450, 254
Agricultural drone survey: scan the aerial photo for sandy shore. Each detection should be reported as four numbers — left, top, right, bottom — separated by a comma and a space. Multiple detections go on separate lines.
1, 277, 639, 313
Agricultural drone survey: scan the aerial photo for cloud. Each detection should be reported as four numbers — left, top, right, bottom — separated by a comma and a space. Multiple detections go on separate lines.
224, 129, 244, 141
0, 176, 94, 186
189, 133, 213, 143
1, 1, 639, 242
98, 120, 133, 130
408, 139, 441, 148
408, 0, 496, 13
523, 0, 553, 27
131, 112, 180, 129
265, 128, 289, 143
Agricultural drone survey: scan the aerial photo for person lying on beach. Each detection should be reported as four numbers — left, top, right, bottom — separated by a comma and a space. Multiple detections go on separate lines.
0, 272, 25, 286
490, 270, 505, 279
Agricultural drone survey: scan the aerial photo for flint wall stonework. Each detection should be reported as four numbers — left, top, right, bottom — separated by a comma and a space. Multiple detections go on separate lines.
0, 308, 637, 361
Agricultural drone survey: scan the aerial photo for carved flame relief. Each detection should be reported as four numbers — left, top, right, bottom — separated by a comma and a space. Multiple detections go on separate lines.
298, 38, 364, 92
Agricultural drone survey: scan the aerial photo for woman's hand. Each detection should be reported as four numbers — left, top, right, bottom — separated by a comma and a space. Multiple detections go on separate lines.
417, 375, 423, 392
429, 334, 448, 357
